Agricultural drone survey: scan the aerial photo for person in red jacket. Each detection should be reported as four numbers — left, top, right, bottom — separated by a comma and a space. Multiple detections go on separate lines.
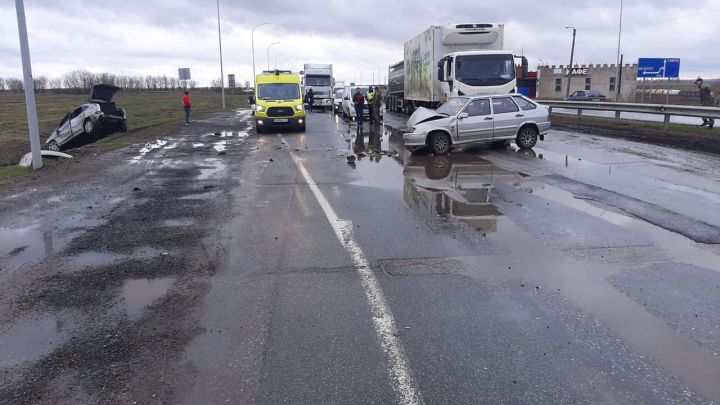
182, 91, 192, 125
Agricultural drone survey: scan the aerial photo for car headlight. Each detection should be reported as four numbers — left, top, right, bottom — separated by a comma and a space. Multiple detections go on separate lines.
295, 104, 304, 111
256, 105, 265, 112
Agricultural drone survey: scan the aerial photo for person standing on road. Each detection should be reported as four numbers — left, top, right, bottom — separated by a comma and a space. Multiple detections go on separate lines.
306, 89, 315, 113
352, 87, 365, 129
695, 78, 714, 129
366, 86, 375, 124
372, 86, 383, 123
182, 91, 191, 125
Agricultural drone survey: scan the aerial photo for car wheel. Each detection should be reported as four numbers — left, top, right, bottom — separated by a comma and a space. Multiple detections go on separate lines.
48, 140, 60, 152
516, 125, 538, 149
118, 122, 128, 132
83, 119, 94, 135
428, 131, 451, 155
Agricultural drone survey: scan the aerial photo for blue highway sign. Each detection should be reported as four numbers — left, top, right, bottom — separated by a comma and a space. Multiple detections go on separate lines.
637, 58, 680, 78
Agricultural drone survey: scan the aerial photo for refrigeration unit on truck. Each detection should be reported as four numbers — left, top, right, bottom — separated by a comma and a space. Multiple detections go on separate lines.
385, 23, 527, 114
302, 64, 334, 110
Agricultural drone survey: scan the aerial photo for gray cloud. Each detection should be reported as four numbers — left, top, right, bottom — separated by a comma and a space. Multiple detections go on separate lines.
1, 0, 718, 86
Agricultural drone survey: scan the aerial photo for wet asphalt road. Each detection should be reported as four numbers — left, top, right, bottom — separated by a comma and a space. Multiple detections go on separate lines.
1, 108, 720, 404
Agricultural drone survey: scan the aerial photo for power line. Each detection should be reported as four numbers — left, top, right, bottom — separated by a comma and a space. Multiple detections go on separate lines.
579, 7, 720, 31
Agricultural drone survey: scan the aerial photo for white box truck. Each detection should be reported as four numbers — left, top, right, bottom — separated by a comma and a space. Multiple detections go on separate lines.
302, 64, 334, 111
386, 24, 526, 114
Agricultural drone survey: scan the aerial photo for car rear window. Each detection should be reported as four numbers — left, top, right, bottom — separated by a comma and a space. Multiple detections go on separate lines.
512, 96, 537, 111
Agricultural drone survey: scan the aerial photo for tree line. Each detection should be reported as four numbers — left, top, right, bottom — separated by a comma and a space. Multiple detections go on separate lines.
0, 70, 200, 93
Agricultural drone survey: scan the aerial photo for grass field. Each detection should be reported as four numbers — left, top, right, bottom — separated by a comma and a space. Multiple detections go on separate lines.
0, 90, 249, 168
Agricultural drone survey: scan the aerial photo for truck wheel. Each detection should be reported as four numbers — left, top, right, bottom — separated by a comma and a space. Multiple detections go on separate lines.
428, 131, 451, 155
516, 125, 538, 149
83, 118, 94, 135
48, 140, 60, 152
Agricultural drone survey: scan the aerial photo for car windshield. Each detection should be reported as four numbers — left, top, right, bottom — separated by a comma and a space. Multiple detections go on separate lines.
335, 89, 344, 98
305, 75, 332, 86
352, 89, 368, 97
258, 83, 300, 100
436, 97, 469, 116
455, 54, 515, 86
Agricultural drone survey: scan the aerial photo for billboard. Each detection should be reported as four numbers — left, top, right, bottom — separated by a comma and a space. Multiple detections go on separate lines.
637, 58, 680, 78
228, 74, 236, 88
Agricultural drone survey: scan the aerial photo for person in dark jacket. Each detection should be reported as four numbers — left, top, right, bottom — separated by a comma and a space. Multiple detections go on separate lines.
182, 91, 191, 125
352, 88, 365, 128
696, 78, 714, 129
306, 89, 315, 112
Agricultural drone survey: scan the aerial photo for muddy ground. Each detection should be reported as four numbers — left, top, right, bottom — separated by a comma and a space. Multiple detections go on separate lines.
0, 111, 250, 404
551, 115, 720, 155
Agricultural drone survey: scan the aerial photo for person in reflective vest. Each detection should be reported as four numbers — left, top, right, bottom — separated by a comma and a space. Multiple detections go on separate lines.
366, 87, 375, 124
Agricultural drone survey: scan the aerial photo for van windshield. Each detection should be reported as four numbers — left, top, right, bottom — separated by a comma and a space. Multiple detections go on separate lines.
455, 54, 515, 87
305, 75, 332, 86
258, 83, 300, 100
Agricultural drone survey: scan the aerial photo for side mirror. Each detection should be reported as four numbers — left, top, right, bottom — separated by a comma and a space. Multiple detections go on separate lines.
344, 97, 349, 100
458, 112, 469, 119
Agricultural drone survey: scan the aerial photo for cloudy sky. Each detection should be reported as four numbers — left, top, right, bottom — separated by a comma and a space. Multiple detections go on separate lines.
1, 0, 718, 86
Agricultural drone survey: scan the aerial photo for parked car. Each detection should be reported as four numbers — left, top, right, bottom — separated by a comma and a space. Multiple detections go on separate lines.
340, 86, 384, 121
403, 94, 550, 154
46, 84, 127, 151
333, 88, 344, 113
565, 90, 606, 101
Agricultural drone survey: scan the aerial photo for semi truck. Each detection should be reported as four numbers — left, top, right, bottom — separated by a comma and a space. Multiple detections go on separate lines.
386, 23, 527, 114
301, 64, 334, 110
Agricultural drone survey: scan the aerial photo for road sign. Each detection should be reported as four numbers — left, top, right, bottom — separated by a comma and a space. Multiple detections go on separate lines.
228, 74, 236, 88
637, 58, 680, 78
178, 68, 191, 81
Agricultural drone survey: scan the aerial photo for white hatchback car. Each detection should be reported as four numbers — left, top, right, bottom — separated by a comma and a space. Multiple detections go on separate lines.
404, 95, 550, 154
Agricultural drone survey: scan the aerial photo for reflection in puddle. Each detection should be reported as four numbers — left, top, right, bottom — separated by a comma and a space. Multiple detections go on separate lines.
0, 314, 67, 367
0, 225, 60, 268
193, 143, 205, 148
122, 278, 175, 320
403, 154, 526, 234
213, 141, 227, 152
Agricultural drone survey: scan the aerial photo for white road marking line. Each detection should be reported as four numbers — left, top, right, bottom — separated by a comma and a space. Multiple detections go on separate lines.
281, 135, 423, 405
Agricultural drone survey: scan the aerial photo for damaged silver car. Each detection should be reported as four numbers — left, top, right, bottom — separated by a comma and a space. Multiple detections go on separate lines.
404, 94, 550, 155
46, 84, 127, 151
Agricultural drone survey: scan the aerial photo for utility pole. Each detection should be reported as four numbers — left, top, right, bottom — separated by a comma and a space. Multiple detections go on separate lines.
216, 0, 225, 109
615, 0, 624, 101
251, 23, 270, 89
564, 27, 577, 98
15, 0, 42, 169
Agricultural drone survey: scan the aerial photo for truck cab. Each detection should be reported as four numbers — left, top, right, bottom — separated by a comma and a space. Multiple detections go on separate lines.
437, 50, 517, 97
253, 70, 306, 133
302, 64, 334, 111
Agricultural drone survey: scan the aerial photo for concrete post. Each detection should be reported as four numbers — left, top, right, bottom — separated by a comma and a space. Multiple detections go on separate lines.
15, 0, 43, 169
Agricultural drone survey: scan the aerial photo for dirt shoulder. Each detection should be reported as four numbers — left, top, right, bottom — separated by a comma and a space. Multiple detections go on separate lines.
551, 115, 720, 155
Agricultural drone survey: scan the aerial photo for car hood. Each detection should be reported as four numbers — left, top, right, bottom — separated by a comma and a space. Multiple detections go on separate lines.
89, 84, 121, 103
407, 107, 449, 128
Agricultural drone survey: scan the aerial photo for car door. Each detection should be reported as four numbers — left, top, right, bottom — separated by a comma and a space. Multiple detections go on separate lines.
68, 106, 86, 136
490, 97, 523, 139
54, 112, 73, 144
456, 98, 493, 142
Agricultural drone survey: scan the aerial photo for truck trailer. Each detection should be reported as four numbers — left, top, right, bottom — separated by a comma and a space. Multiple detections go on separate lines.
386, 24, 526, 114
301, 64, 334, 110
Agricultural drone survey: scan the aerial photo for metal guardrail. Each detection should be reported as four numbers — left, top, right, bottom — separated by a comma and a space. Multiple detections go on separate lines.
537, 100, 720, 126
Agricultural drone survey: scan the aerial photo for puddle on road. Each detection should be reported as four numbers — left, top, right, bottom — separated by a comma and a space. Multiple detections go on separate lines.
213, 141, 227, 152
161, 218, 197, 227
0, 225, 61, 269
197, 158, 226, 180
121, 277, 175, 320
0, 314, 67, 367
67, 251, 123, 268
129, 139, 168, 162
193, 143, 205, 148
